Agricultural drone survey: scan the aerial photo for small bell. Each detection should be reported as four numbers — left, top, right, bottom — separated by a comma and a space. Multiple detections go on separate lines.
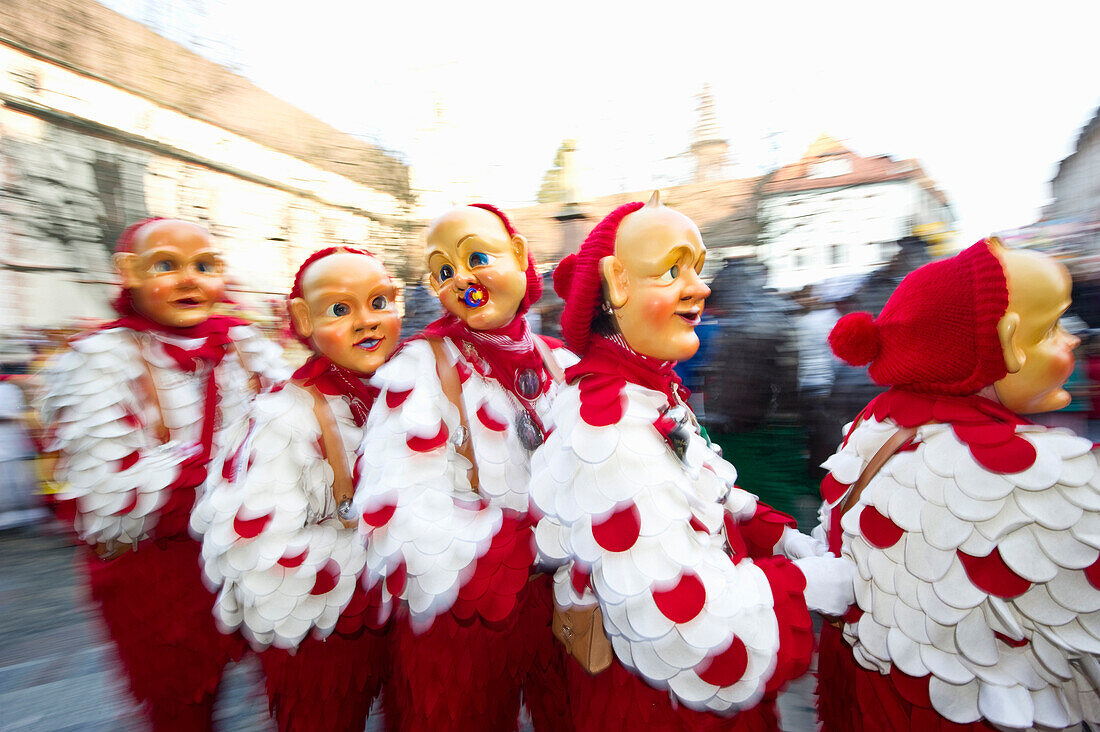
515, 411, 544, 451
516, 368, 541, 399
663, 406, 692, 462
337, 498, 355, 522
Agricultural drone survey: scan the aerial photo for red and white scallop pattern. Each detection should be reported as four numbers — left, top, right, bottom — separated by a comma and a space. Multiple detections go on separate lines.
531, 378, 787, 714
822, 416, 1100, 730
42, 327, 287, 547
195, 384, 366, 651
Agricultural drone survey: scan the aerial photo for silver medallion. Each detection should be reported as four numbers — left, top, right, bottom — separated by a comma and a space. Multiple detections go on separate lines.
516, 368, 541, 399
337, 498, 355, 521
516, 410, 544, 451
450, 424, 469, 448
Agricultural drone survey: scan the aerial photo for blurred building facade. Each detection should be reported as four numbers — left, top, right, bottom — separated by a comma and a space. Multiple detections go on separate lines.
757, 134, 955, 291
0, 0, 416, 332
1051, 104, 1100, 224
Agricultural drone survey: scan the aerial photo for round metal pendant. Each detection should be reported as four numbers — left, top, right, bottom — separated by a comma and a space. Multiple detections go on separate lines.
516, 368, 541, 399
337, 498, 355, 521
450, 424, 469, 447
516, 411, 544, 451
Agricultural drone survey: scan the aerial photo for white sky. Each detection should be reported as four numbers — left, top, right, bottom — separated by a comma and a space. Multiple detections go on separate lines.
139, 0, 1100, 247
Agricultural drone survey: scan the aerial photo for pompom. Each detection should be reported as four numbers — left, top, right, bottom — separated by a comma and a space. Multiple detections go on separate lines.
829, 312, 880, 366
554, 254, 578, 299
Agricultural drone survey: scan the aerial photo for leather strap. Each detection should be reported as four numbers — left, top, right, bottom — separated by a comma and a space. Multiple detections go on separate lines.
428, 338, 479, 493
303, 383, 355, 526
837, 425, 919, 519
129, 333, 169, 445
532, 336, 565, 385
230, 340, 261, 397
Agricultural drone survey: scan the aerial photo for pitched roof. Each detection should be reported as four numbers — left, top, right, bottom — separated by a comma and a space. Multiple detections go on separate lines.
503, 175, 764, 266
763, 134, 944, 202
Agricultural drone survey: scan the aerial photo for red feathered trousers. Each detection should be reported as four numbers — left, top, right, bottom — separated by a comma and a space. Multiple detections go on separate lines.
381, 574, 569, 732
816, 623, 996, 732
259, 628, 386, 732
564, 656, 779, 732
83, 538, 245, 731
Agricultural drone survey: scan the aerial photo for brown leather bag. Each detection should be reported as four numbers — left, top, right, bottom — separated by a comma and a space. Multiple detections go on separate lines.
534, 336, 615, 674
552, 603, 614, 675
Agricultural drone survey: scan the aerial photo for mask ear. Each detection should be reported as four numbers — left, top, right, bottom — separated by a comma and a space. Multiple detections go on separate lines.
599, 255, 628, 308
289, 297, 313, 340
511, 234, 529, 270
997, 311, 1024, 374
114, 252, 138, 289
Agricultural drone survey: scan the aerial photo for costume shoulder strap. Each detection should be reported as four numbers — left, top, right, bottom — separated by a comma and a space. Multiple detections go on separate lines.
302, 382, 355, 523
427, 337, 479, 493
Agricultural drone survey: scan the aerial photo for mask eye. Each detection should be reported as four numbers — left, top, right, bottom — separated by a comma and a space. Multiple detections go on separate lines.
438, 264, 454, 282
658, 264, 680, 283
468, 252, 492, 268
371, 295, 388, 310
326, 302, 351, 317
195, 260, 214, 274
152, 260, 174, 273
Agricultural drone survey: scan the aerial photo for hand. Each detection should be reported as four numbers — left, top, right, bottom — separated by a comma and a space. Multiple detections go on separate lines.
793, 555, 856, 617
778, 527, 828, 559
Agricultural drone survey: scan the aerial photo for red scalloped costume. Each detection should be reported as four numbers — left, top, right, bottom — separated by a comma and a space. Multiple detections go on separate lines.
353, 312, 576, 731
42, 309, 289, 730
531, 335, 815, 729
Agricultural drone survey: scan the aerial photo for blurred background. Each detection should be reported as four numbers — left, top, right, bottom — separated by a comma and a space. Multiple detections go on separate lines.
1, 1, 1100, 729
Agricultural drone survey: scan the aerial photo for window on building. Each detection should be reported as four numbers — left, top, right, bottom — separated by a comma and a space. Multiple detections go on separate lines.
830, 243, 845, 265
793, 248, 808, 269
809, 158, 853, 178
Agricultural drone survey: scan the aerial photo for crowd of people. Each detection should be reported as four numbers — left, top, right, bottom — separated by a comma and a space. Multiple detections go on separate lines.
2, 205, 1100, 732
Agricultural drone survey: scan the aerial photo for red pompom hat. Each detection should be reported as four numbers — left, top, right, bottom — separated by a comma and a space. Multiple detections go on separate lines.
829, 239, 1010, 395
555, 201, 645, 355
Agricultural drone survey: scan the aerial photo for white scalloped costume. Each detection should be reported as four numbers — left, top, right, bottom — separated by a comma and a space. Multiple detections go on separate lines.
41, 313, 288, 729
195, 354, 387, 732
354, 314, 576, 732
816, 239, 1100, 732
819, 393, 1100, 732
530, 334, 816, 730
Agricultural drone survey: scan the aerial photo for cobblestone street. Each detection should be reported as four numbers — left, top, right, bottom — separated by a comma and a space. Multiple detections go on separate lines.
0, 523, 819, 731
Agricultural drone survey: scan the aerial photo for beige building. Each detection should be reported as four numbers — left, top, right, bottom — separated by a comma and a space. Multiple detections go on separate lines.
0, 0, 416, 332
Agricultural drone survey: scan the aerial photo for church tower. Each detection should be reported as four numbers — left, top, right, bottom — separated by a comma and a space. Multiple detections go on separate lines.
689, 83, 730, 183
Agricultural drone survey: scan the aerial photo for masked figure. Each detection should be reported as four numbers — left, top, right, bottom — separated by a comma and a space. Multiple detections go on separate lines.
40, 218, 288, 730
353, 204, 573, 731
817, 238, 1100, 732
195, 247, 398, 731
531, 194, 856, 731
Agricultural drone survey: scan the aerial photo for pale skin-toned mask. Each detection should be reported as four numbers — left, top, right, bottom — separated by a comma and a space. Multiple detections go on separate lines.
114, 219, 226, 328
425, 207, 529, 331
993, 244, 1080, 414
288, 252, 400, 375
599, 194, 712, 362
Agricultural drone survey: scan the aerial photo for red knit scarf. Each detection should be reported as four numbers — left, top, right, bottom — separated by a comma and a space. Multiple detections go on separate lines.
566, 334, 688, 407
421, 314, 551, 420
826, 389, 1034, 557
101, 310, 249, 486
291, 355, 378, 427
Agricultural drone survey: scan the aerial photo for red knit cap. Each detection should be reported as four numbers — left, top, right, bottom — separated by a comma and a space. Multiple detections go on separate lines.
829, 239, 1009, 395
556, 201, 645, 355
467, 203, 543, 315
